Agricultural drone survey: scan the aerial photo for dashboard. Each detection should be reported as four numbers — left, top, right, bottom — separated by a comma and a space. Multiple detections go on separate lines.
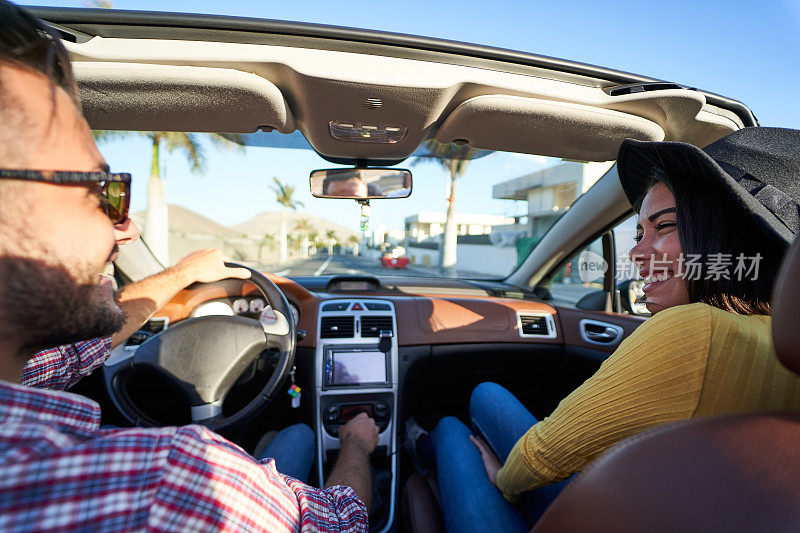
190, 295, 300, 327
146, 274, 645, 360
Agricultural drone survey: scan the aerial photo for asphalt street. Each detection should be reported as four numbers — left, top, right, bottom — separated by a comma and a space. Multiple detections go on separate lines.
253, 253, 439, 278
251, 253, 497, 279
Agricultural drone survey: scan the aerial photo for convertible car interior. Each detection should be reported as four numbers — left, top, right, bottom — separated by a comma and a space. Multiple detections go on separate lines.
30, 6, 766, 531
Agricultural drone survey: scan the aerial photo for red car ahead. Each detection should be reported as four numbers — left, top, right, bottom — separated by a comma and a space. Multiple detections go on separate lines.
380, 250, 409, 269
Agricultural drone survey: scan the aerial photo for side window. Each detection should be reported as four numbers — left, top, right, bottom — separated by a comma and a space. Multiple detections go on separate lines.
548, 236, 605, 306
547, 215, 645, 313
613, 215, 638, 283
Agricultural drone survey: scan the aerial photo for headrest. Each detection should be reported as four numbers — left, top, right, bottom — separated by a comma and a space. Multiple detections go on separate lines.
773, 236, 800, 374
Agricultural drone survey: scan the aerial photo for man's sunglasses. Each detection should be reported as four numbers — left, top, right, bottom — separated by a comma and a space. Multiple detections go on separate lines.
0, 169, 131, 224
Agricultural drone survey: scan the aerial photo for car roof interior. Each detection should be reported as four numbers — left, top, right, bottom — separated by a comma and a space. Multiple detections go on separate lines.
36, 7, 755, 166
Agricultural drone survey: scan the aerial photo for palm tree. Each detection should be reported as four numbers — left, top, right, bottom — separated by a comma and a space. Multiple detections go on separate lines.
308, 231, 319, 255
294, 217, 314, 258
93, 131, 242, 265
325, 229, 337, 255
412, 140, 487, 276
348, 234, 360, 256
270, 177, 304, 264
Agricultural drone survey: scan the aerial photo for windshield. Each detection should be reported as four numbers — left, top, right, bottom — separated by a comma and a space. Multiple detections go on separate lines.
101, 131, 613, 279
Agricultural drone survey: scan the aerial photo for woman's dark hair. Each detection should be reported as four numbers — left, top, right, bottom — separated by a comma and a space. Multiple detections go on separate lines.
634, 159, 785, 315
0, 0, 78, 101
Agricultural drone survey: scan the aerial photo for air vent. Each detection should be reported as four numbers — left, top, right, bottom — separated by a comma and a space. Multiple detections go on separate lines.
517, 313, 555, 338
320, 316, 355, 338
361, 316, 393, 337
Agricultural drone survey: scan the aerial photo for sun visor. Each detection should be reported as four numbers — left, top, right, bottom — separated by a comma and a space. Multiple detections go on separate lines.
435, 95, 664, 161
72, 63, 296, 134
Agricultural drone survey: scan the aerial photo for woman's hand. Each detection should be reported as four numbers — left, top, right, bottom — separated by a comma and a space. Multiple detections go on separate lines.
470, 435, 503, 487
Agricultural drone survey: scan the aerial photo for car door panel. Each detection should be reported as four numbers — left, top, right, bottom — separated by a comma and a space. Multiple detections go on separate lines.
557, 305, 646, 355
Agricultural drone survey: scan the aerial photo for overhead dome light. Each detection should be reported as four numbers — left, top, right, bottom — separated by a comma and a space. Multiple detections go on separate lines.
329, 121, 407, 144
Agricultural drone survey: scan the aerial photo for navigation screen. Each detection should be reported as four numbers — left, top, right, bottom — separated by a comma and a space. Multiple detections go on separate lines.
332, 351, 387, 385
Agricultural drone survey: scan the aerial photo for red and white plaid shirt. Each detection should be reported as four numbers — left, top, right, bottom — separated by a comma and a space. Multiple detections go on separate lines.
22, 337, 112, 390
1, 342, 369, 532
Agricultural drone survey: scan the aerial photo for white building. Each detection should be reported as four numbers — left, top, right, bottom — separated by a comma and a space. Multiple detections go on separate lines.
493, 161, 614, 238
404, 212, 514, 242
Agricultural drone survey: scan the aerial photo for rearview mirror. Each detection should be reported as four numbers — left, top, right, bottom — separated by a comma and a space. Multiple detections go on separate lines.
310, 168, 412, 199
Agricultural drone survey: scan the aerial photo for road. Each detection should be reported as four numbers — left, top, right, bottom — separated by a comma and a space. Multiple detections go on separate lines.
251, 253, 484, 279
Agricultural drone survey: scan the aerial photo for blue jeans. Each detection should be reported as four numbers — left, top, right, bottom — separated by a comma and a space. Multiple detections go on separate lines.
429, 383, 570, 532
256, 423, 315, 483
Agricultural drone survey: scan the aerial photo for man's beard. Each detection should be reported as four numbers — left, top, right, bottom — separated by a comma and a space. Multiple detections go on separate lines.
0, 256, 126, 362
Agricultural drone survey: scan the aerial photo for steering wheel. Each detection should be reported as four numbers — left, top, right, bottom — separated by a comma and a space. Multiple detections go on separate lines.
104, 263, 296, 431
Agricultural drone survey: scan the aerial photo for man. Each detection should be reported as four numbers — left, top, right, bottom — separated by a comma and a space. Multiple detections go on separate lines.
323, 175, 369, 197
0, 2, 377, 530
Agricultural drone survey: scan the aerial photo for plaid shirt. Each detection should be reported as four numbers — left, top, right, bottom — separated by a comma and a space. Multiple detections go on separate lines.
3, 344, 368, 531
22, 337, 112, 390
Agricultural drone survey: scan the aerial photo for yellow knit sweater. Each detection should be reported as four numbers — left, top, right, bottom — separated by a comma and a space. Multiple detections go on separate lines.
496, 302, 800, 500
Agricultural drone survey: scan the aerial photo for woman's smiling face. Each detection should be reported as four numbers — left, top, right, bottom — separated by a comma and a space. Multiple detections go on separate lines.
629, 182, 690, 314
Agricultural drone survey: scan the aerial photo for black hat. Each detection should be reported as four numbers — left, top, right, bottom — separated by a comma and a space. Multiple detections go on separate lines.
618, 127, 800, 246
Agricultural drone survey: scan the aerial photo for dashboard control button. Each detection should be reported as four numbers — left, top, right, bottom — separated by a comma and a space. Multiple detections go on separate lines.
365, 302, 391, 311
325, 405, 339, 416
322, 302, 349, 311
351, 303, 364, 311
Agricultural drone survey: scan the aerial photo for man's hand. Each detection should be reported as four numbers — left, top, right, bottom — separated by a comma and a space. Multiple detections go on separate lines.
324, 413, 379, 510
175, 249, 250, 284
470, 435, 503, 487
338, 413, 380, 454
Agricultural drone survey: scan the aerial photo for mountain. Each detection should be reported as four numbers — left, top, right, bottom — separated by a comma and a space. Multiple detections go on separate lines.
133, 205, 240, 237
132, 205, 354, 239
232, 211, 355, 239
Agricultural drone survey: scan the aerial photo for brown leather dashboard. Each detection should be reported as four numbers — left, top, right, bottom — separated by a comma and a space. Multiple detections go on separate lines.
391, 296, 560, 345
153, 275, 645, 350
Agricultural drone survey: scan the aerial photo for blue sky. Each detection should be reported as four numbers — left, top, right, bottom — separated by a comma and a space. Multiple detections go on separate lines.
20, 0, 800, 233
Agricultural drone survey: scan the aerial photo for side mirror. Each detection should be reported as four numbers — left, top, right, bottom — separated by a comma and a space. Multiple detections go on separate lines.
575, 290, 608, 311
310, 168, 412, 199
618, 279, 650, 316
575, 280, 650, 315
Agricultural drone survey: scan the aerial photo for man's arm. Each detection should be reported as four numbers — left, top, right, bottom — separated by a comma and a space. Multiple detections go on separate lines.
325, 413, 380, 510
21, 338, 112, 390
111, 249, 250, 348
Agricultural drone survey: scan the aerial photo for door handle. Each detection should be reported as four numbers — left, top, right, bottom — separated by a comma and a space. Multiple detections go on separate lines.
585, 328, 616, 341
579, 319, 623, 346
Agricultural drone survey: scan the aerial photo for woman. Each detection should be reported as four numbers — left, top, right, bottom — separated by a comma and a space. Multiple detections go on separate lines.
414, 127, 800, 532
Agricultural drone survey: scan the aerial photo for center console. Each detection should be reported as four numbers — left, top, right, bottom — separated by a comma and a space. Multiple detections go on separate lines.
315, 299, 398, 532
